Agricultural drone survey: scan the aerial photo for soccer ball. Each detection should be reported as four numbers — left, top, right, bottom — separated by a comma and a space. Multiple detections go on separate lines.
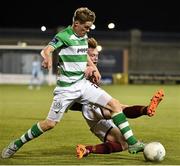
143, 142, 166, 162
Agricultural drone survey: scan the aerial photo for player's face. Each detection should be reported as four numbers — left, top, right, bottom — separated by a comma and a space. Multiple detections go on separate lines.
73, 21, 93, 37
88, 48, 99, 65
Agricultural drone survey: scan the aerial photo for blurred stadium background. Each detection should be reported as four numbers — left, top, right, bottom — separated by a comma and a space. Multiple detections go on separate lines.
1, 28, 180, 85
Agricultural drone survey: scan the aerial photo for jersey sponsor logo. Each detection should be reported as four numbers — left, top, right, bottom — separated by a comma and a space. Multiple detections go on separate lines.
77, 48, 88, 53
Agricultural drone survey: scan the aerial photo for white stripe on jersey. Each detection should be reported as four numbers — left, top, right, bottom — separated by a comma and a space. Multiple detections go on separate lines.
61, 62, 87, 72
69, 34, 88, 40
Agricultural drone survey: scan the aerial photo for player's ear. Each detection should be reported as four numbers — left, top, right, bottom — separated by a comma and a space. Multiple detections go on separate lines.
74, 21, 80, 27
87, 48, 90, 54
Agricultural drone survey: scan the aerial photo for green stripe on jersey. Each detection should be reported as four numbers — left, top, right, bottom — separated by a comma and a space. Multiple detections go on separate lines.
57, 75, 84, 87
57, 80, 75, 87
59, 55, 87, 62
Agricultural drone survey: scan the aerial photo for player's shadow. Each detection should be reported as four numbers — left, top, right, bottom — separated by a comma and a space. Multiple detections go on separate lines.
14, 145, 74, 158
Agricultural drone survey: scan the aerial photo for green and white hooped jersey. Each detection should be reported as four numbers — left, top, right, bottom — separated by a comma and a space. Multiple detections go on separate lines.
49, 26, 88, 87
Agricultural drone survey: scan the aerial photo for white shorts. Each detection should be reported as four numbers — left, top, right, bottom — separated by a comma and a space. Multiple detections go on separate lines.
82, 105, 116, 142
47, 78, 112, 122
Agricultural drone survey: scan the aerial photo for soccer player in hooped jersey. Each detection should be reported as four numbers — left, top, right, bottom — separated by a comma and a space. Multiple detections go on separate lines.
1, 7, 163, 159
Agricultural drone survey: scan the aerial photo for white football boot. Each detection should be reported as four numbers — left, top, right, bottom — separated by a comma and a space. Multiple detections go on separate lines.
1, 141, 19, 159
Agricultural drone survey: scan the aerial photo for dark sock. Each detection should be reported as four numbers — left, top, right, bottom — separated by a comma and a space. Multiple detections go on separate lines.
86, 141, 123, 154
123, 105, 148, 118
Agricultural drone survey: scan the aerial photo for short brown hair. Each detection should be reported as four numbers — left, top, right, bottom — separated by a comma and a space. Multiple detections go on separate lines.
73, 7, 96, 24
88, 38, 98, 49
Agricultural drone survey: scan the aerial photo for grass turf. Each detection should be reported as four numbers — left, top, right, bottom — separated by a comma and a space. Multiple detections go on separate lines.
0, 84, 180, 165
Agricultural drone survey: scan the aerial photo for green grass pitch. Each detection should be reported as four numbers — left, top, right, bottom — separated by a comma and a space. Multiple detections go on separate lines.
0, 84, 180, 165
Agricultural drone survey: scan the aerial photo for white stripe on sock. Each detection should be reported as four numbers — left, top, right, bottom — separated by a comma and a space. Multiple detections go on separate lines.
124, 130, 133, 139
28, 129, 33, 139
37, 123, 44, 133
118, 121, 129, 129
20, 135, 27, 143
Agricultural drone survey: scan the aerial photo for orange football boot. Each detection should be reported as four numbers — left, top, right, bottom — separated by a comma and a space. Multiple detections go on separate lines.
147, 89, 164, 117
76, 144, 88, 159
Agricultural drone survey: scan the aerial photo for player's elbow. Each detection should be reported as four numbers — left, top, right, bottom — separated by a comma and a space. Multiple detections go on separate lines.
40, 50, 45, 58
41, 45, 54, 58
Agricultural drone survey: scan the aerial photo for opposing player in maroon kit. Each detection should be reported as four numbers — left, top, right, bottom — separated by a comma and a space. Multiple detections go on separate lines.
73, 38, 164, 159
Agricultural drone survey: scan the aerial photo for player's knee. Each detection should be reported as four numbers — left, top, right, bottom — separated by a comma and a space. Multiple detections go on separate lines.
107, 98, 123, 113
40, 119, 57, 131
102, 108, 111, 119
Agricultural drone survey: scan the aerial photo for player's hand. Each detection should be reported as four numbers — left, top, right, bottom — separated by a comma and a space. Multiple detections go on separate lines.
93, 70, 101, 85
41, 50, 52, 70
88, 70, 101, 85
84, 66, 95, 78
85, 66, 101, 85
41, 59, 48, 69
41, 59, 52, 69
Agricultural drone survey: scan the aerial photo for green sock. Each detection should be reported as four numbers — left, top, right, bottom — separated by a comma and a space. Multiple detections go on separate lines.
14, 123, 43, 148
112, 112, 137, 145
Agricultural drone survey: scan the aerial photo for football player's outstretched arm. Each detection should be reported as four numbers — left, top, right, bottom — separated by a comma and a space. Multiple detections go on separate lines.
41, 45, 54, 70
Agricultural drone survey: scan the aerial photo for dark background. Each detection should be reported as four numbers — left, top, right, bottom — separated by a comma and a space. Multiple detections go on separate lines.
1, 0, 180, 32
